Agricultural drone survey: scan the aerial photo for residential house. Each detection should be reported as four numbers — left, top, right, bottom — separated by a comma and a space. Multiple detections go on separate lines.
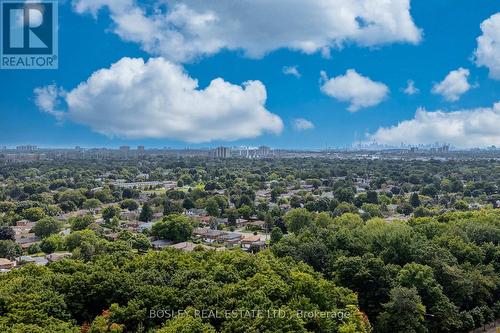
235, 218, 249, 227
120, 211, 138, 220
152, 212, 163, 220
186, 208, 207, 217
46, 252, 72, 262
205, 229, 226, 243
18, 256, 48, 266
246, 220, 266, 231
151, 239, 174, 250
15, 234, 40, 250
138, 222, 154, 232
219, 232, 242, 247
241, 235, 265, 251
169, 242, 223, 252
193, 215, 212, 226
0, 258, 15, 271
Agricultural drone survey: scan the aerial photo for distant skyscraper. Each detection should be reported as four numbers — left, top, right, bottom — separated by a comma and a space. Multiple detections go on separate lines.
213, 146, 230, 158
257, 146, 271, 157
119, 146, 130, 157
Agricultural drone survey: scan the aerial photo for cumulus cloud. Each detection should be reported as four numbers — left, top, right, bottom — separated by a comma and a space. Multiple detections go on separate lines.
283, 66, 301, 78
320, 69, 389, 112
34, 57, 283, 143
403, 79, 419, 95
293, 118, 315, 131
368, 101, 500, 148
72, 0, 422, 62
431, 68, 473, 102
34, 84, 65, 119
474, 13, 500, 80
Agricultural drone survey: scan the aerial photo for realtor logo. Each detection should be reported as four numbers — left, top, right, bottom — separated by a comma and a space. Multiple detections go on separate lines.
1, 0, 58, 69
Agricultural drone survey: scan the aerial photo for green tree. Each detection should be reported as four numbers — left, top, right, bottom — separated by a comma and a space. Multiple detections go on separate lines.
397, 202, 414, 215
334, 187, 355, 203
32, 217, 62, 238
397, 263, 460, 331
410, 193, 421, 208
156, 315, 215, 333
270, 227, 283, 245
0, 240, 21, 259
226, 208, 238, 227
69, 214, 95, 231
120, 199, 139, 211
454, 200, 468, 211
27, 243, 41, 254
205, 198, 220, 217
152, 215, 194, 242
163, 199, 183, 216
22, 207, 46, 222
88, 310, 124, 333
102, 206, 121, 223
40, 234, 65, 254
377, 287, 427, 333
118, 231, 151, 252
139, 203, 154, 222
182, 197, 195, 210
83, 199, 101, 212
238, 205, 252, 219
284, 208, 313, 234
131, 233, 151, 252
366, 190, 379, 204
361, 203, 383, 219
0, 226, 15, 241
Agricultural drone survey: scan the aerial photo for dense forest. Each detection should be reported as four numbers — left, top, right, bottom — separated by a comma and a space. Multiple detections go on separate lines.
0, 157, 499, 332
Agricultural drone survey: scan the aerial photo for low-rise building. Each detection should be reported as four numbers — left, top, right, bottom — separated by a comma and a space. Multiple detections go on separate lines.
0, 258, 16, 271
151, 239, 174, 249
246, 220, 266, 230
18, 256, 48, 266
219, 232, 242, 247
240, 235, 265, 251
15, 234, 40, 250
137, 222, 154, 232
169, 242, 223, 252
46, 252, 72, 262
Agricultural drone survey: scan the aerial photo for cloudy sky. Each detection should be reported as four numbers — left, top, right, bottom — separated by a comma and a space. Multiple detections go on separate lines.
1, 0, 500, 148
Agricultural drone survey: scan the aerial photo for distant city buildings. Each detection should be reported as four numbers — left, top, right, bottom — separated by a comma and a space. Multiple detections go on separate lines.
429, 145, 450, 153
1, 143, 500, 164
229, 145, 273, 158
16, 145, 37, 152
257, 145, 271, 157
119, 146, 130, 157
213, 146, 230, 158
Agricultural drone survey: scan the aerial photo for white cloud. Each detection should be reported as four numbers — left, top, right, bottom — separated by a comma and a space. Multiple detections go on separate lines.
431, 68, 473, 102
72, 0, 422, 62
474, 13, 500, 80
293, 118, 315, 131
403, 79, 419, 95
283, 66, 301, 78
320, 69, 389, 112
34, 57, 283, 143
368, 101, 500, 148
34, 84, 65, 119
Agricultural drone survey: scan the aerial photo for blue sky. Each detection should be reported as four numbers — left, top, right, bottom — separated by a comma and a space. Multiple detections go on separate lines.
0, 0, 499, 149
